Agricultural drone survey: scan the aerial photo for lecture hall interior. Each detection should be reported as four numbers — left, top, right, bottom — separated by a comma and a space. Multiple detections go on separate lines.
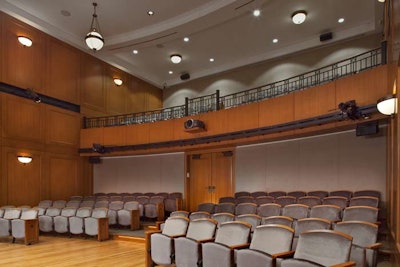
0, 0, 400, 266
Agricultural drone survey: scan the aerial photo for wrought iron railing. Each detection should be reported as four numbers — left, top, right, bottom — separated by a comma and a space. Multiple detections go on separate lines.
83, 46, 384, 129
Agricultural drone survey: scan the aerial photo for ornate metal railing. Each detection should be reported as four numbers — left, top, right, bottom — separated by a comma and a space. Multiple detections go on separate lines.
83, 46, 384, 129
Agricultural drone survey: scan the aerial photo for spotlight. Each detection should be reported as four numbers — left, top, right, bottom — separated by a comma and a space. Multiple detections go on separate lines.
170, 54, 182, 64
338, 100, 362, 120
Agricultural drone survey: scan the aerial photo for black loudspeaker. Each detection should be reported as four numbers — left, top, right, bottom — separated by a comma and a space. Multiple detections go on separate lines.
89, 157, 102, 164
180, 72, 190, 80
356, 121, 379, 136
320, 32, 333, 42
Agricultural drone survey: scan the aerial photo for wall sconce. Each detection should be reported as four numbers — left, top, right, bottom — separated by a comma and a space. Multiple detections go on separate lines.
18, 36, 33, 47
113, 78, 123, 86
377, 94, 397, 116
18, 156, 32, 164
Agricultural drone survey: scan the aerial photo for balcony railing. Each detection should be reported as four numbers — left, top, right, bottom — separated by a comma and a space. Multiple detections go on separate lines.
83, 46, 384, 129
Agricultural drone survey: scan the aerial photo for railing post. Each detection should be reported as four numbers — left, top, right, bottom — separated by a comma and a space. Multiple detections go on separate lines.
82, 116, 87, 129
381, 41, 387, 65
185, 97, 189, 116
216, 90, 220, 110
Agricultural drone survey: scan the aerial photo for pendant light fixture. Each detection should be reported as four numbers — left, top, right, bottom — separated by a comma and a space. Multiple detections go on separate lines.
85, 2, 104, 51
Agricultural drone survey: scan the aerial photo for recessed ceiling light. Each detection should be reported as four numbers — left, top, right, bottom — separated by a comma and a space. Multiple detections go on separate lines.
272, 38, 278, 43
291, 10, 307, 24
147, 10, 154, 16
209, 58, 215, 62
170, 54, 182, 64
169, 71, 173, 74
338, 18, 345, 23
378, 0, 385, 2
183, 37, 189, 42
132, 49, 138, 54
253, 9, 261, 17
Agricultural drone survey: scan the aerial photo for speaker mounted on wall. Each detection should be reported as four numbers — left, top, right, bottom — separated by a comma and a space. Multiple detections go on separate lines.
319, 32, 333, 42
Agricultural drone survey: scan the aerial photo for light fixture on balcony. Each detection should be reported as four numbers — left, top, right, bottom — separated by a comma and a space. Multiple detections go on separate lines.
377, 94, 397, 116
85, 2, 104, 51
113, 78, 123, 86
292, 10, 307, 24
18, 156, 32, 164
170, 54, 182, 64
18, 36, 32, 47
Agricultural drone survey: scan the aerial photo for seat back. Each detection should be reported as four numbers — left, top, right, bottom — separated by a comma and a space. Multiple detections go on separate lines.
66, 200, 81, 208
91, 208, 108, 219
186, 218, 217, 241
170, 210, 189, 217
310, 205, 342, 222
342, 206, 378, 223
307, 190, 329, 199
293, 218, 331, 249
287, 191, 307, 199
75, 207, 92, 218
235, 196, 255, 204
214, 202, 235, 214
218, 196, 235, 203
257, 203, 281, 217
262, 215, 293, 227
189, 211, 210, 221
282, 204, 309, 220
268, 191, 286, 199
122, 195, 135, 202
236, 214, 261, 232
20, 209, 38, 220
123, 201, 139, 210
297, 196, 321, 207
322, 196, 348, 209
45, 207, 61, 217
255, 196, 274, 205
211, 212, 235, 228
135, 196, 150, 205
109, 200, 124, 210
38, 200, 53, 208
215, 221, 251, 246
149, 196, 164, 204
294, 230, 353, 266
329, 190, 353, 200
234, 191, 251, 198
162, 216, 190, 237
235, 203, 257, 215
353, 190, 381, 199
197, 203, 215, 214
95, 200, 109, 208
275, 196, 297, 207
349, 196, 379, 208
52, 200, 67, 209
80, 200, 95, 208
3, 208, 21, 220
250, 224, 294, 254
60, 207, 77, 217
251, 191, 267, 198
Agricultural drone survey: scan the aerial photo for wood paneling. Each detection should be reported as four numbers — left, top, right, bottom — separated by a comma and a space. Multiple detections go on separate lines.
46, 107, 80, 146
127, 78, 147, 113
81, 55, 106, 112
106, 66, 128, 115
227, 104, 259, 132
49, 156, 78, 200
46, 38, 80, 104
125, 123, 150, 145
103, 126, 126, 146
148, 120, 174, 143
1, 16, 45, 92
259, 94, 295, 126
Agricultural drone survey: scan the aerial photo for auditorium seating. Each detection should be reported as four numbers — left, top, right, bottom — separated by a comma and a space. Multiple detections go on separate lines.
292, 218, 331, 250
39, 207, 61, 232
84, 207, 109, 241
11, 209, 39, 245
0, 208, 22, 239
54, 207, 77, 234
69, 207, 92, 235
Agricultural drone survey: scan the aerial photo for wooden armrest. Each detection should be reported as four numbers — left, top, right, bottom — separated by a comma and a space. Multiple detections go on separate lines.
155, 221, 164, 230
197, 238, 215, 243
366, 242, 382, 250
331, 261, 356, 267
170, 234, 186, 238
271, 250, 295, 259
229, 243, 250, 250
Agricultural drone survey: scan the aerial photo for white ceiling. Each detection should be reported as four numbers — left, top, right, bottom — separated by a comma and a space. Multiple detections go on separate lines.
0, 0, 384, 88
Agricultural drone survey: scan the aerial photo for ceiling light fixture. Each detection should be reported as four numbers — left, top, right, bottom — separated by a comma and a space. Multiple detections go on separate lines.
253, 9, 261, 17
183, 37, 190, 42
209, 58, 215, 62
378, 0, 385, 2
18, 156, 32, 164
85, 2, 104, 51
132, 49, 138, 54
377, 94, 397, 116
292, 10, 307, 24
18, 36, 32, 47
113, 78, 123, 86
170, 54, 182, 64
272, 38, 278, 43
147, 10, 154, 16
338, 18, 345, 23
169, 71, 173, 74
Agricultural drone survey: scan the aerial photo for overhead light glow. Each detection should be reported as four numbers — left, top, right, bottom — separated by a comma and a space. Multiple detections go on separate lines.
209, 58, 215, 62
292, 11, 307, 24
169, 71, 173, 74
170, 54, 182, 64
18, 36, 32, 47
133, 49, 138, 54
338, 18, 345, 23
18, 156, 32, 164
253, 9, 261, 17
147, 10, 154, 16
272, 38, 278, 43
183, 37, 190, 42
113, 78, 123, 86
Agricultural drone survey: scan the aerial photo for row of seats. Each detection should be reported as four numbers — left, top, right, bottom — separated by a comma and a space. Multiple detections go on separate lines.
0, 208, 39, 245
219, 195, 380, 208
147, 216, 380, 267
231, 189, 380, 200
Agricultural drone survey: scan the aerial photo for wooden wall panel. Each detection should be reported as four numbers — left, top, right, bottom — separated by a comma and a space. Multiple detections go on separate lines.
103, 126, 126, 146
3, 95, 43, 142
294, 83, 336, 120
125, 123, 150, 145
127, 78, 147, 113
106, 66, 128, 114
6, 149, 42, 206
146, 84, 163, 110
81, 55, 105, 112
148, 120, 174, 142
227, 104, 259, 132
259, 94, 295, 126
1, 16, 45, 92
336, 65, 390, 106
49, 156, 78, 200
46, 38, 80, 104
46, 107, 80, 146
80, 128, 104, 148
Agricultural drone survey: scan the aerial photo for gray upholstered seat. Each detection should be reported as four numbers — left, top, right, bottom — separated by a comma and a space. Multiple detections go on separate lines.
39, 207, 61, 232
282, 204, 309, 220
189, 211, 210, 220
236, 224, 295, 267
334, 221, 381, 267
214, 202, 235, 214
150, 216, 190, 265
309, 204, 342, 222
174, 218, 218, 267
144, 196, 165, 220
349, 196, 379, 208
164, 192, 183, 214
0, 208, 21, 237
80, 200, 95, 208
234, 191, 251, 198
251, 191, 267, 198
11, 209, 38, 243
287, 191, 307, 199
281, 230, 355, 267
329, 190, 353, 200
342, 206, 379, 223
117, 201, 139, 226
211, 212, 235, 228
107, 200, 124, 225
353, 190, 381, 199
268, 191, 287, 199
66, 200, 81, 208
292, 218, 331, 250
54, 207, 77, 234
69, 207, 92, 235
262, 215, 294, 227
52, 200, 67, 209
84, 207, 108, 237
170, 210, 189, 218
297, 196, 321, 207
219, 196, 236, 204
135, 196, 150, 217
197, 203, 215, 214
322, 196, 348, 209
235, 202, 257, 215
0, 209, 4, 218
257, 203, 281, 218
275, 196, 297, 207
94, 200, 109, 208
235, 214, 261, 232
255, 196, 275, 205
307, 190, 329, 199
70, 196, 83, 201
201, 221, 252, 267
235, 196, 255, 204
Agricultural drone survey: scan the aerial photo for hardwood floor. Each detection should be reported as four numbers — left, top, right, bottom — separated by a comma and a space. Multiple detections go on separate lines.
0, 235, 146, 266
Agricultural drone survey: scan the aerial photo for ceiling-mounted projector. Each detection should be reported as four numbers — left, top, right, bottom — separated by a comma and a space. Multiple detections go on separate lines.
184, 119, 205, 132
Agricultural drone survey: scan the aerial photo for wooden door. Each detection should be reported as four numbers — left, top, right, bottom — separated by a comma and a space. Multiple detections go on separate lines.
187, 150, 234, 212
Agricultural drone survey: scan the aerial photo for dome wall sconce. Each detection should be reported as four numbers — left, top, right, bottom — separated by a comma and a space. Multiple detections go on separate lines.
18, 156, 32, 164
85, 2, 104, 51
170, 54, 182, 64
377, 94, 397, 116
291, 10, 307, 24
113, 78, 123, 86
18, 36, 33, 47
